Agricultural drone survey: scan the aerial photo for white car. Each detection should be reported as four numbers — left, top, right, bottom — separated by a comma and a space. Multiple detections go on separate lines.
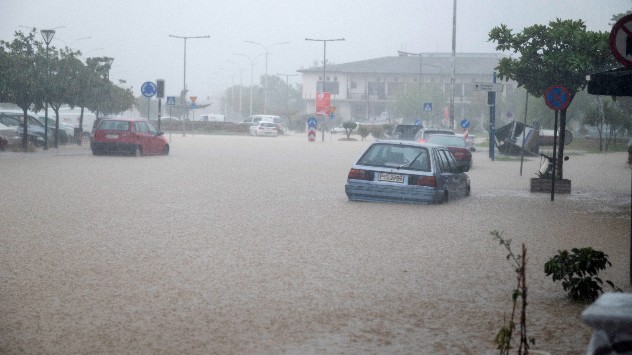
249, 122, 278, 137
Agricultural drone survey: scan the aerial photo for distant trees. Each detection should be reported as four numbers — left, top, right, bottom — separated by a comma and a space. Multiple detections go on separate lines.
0, 29, 134, 150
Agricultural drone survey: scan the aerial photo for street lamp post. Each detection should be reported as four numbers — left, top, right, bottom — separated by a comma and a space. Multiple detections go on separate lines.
244, 41, 289, 114
40, 29, 55, 150
234, 52, 264, 117
305, 38, 345, 142
398, 50, 423, 123
227, 60, 243, 120
169, 34, 210, 120
276, 73, 298, 130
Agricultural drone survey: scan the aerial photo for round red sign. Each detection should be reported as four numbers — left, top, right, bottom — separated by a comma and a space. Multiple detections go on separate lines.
544, 85, 572, 111
609, 14, 632, 67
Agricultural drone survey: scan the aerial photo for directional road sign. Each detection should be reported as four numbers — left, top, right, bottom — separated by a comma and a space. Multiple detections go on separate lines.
307, 116, 318, 128
473, 82, 503, 92
460, 118, 470, 129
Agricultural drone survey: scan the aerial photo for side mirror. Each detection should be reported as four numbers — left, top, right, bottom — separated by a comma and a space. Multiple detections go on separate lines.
469, 147, 476, 152
157, 131, 164, 136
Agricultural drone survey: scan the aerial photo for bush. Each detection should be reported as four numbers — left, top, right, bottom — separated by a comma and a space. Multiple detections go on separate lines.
370, 126, 385, 139
357, 125, 370, 140
544, 247, 621, 302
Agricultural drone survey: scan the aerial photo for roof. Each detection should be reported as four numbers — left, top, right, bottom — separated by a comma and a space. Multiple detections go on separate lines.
297, 53, 506, 76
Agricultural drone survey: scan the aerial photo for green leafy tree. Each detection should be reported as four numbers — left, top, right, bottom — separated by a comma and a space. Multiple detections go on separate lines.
489, 19, 617, 179
342, 121, 357, 139
0, 29, 46, 150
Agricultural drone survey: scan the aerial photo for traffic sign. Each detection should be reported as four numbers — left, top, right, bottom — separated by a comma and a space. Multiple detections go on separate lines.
308, 127, 316, 142
609, 14, 632, 67
166, 96, 176, 106
329, 113, 336, 120
423, 103, 432, 112
460, 118, 470, 129
141, 81, 157, 98
189, 96, 197, 104
473, 82, 503, 92
414, 119, 422, 126
307, 116, 318, 128
544, 85, 572, 111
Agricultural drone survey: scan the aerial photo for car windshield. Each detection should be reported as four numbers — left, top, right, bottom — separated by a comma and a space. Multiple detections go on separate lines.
357, 143, 430, 171
99, 120, 130, 131
426, 135, 466, 148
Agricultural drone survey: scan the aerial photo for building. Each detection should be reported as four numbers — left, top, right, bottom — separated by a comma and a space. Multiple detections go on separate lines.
298, 52, 517, 128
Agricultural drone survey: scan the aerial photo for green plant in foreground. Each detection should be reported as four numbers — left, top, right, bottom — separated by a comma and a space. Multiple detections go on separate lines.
491, 230, 535, 355
544, 247, 621, 303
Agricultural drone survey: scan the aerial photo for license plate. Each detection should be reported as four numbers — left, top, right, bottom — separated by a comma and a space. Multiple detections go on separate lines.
105, 134, 118, 139
378, 173, 404, 183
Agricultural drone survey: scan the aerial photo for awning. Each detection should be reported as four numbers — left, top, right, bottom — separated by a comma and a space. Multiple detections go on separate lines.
587, 67, 632, 96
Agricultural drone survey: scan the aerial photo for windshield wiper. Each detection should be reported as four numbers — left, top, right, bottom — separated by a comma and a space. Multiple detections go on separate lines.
398, 151, 424, 169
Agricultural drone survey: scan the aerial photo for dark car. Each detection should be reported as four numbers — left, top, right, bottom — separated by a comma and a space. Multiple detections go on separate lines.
91, 118, 169, 156
345, 140, 470, 204
0, 112, 46, 146
425, 134, 472, 171
414, 128, 455, 143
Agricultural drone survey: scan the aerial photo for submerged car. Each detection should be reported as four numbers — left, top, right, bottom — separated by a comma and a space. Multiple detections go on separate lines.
91, 118, 169, 156
345, 140, 470, 204
414, 128, 455, 142
425, 134, 472, 170
249, 121, 278, 137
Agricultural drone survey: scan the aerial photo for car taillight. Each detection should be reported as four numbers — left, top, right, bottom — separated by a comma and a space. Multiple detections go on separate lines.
411, 175, 436, 187
348, 168, 372, 181
453, 151, 465, 159
418, 139, 426, 143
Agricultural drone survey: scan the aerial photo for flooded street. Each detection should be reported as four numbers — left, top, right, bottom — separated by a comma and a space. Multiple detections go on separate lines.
1, 133, 631, 354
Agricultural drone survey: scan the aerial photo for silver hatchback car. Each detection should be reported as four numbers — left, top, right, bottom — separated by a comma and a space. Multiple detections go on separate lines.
345, 140, 470, 204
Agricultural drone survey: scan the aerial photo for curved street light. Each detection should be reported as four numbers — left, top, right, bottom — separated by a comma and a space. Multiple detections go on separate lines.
244, 41, 289, 114
233, 52, 265, 117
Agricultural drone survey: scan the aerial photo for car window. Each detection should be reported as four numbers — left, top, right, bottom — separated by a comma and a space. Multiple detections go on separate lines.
357, 143, 429, 171
146, 122, 159, 134
427, 135, 466, 147
135, 121, 149, 133
436, 149, 458, 173
100, 120, 130, 131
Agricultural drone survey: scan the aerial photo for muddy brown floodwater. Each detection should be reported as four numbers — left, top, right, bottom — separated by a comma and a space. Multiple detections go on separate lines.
1, 133, 631, 354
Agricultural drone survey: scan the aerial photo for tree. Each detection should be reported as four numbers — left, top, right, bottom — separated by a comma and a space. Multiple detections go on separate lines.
489, 19, 617, 179
0, 29, 46, 150
342, 121, 357, 139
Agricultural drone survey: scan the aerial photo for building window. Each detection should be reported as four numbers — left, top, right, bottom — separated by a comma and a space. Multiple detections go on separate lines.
351, 82, 357, 89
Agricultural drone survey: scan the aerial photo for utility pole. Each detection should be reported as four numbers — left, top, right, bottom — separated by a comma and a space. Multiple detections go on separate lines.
305, 38, 345, 142
169, 34, 210, 121
276, 73, 299, 130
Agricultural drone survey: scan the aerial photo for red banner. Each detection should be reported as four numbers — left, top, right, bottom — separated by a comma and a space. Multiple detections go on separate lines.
316, 92, 331, 115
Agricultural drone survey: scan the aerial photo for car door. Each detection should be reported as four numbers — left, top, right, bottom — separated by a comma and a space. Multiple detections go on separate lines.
442, 149, 467, 198
134, 121, 155, 154
434, 149, 458, 199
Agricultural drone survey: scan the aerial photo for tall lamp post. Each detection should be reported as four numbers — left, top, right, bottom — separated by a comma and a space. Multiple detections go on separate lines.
234, 52, 264, 117
305, 37, 345, 142
40, 29, 55, 150
244, 41, 289, 114
276, 73, 298, 130
169, 34, 210, 120
398, 50, 423, 122
227, 60, 244, 120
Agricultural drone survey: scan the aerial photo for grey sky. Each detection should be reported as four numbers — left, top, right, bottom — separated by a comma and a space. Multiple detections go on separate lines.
1, 0, 629, 102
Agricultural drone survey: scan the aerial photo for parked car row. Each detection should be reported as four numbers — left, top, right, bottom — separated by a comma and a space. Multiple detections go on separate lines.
0, 110, 74, 146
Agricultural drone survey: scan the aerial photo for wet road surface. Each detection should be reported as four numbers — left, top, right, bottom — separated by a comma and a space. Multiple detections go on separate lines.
1, 133, 630, 354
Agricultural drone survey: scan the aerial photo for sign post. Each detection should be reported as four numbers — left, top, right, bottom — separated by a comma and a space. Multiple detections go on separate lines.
544, 84, 572, 202
307, 116, 318, 142
141, 81, 157, 121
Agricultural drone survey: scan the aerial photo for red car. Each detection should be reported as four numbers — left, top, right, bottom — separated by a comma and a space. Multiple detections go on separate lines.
425, 134, 472, 171
91, 118, 169, 156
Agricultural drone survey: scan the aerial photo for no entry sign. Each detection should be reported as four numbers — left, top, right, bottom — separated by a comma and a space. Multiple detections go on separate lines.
609, 14, 632, 67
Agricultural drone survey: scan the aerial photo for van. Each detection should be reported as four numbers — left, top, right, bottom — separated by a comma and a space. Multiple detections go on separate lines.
243, 115, 286, 133
199, 114, 225, 122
